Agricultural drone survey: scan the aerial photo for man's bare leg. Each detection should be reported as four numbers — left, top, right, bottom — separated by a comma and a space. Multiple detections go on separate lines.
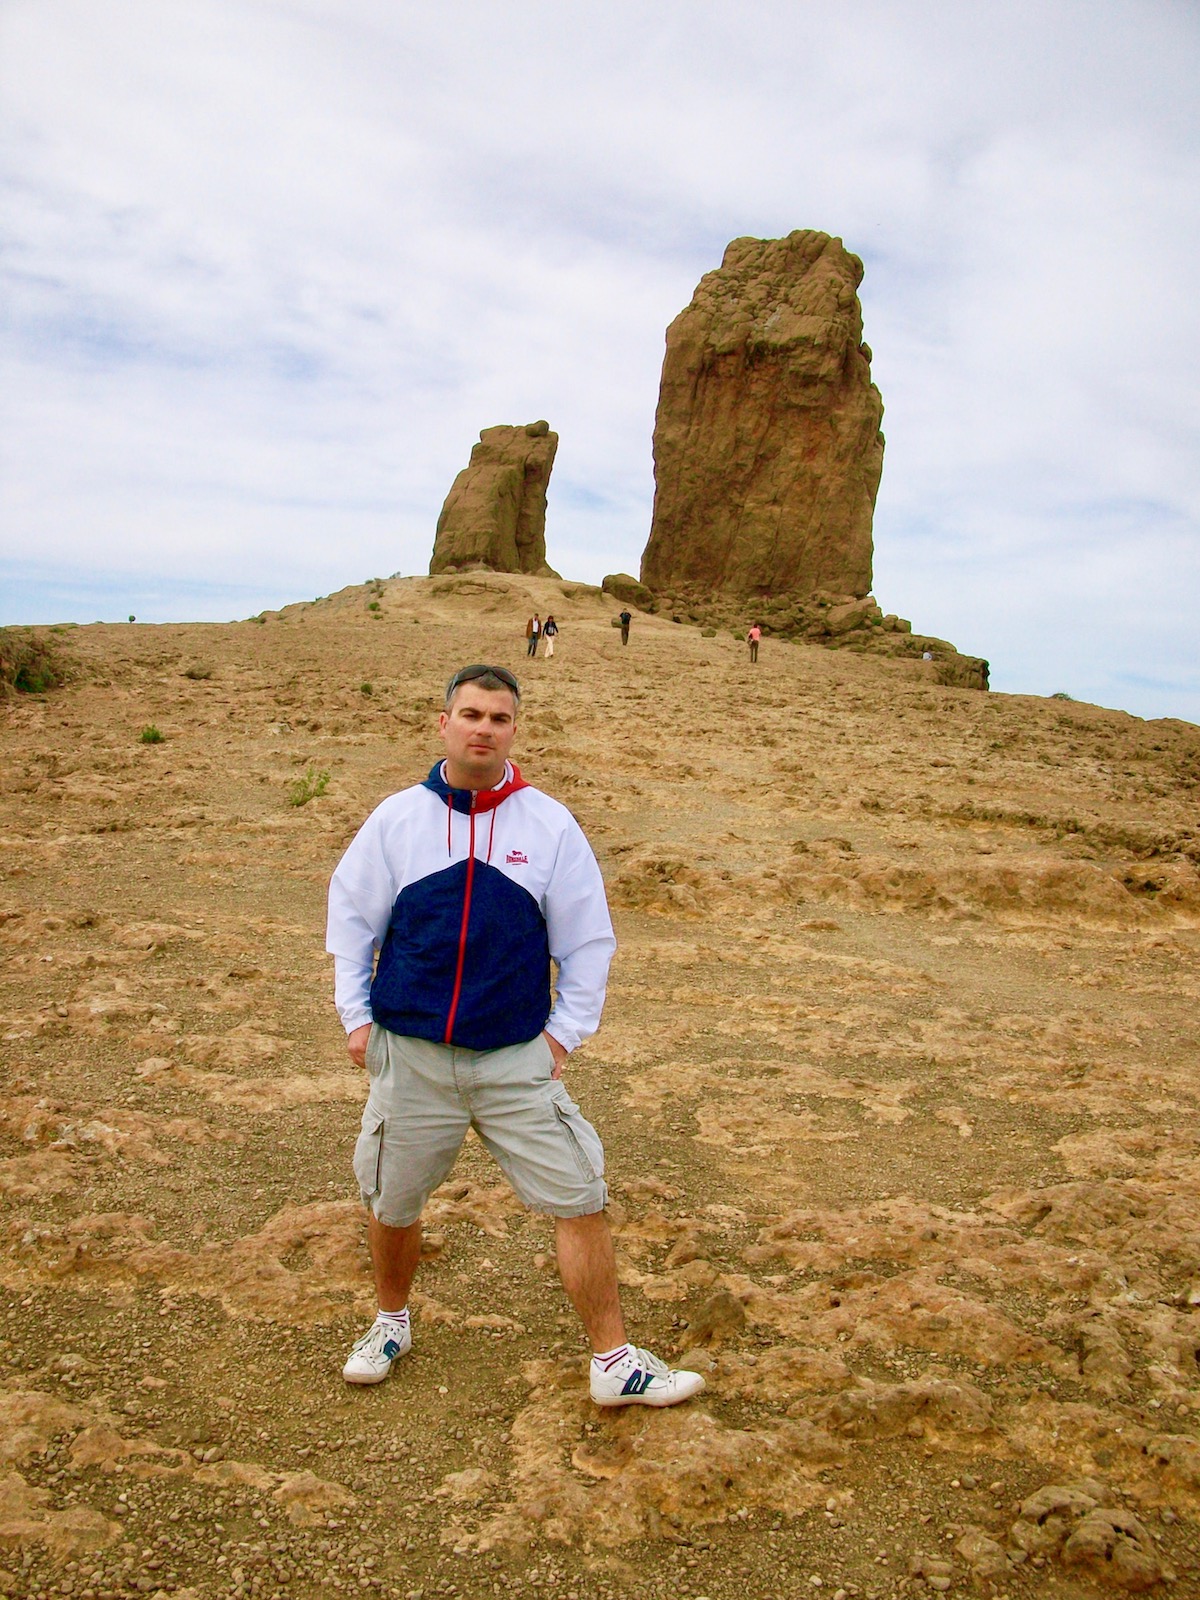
343, 1213, 422, 1383
368, 1212, 423, 1312
555, 1210, 626, 1351
561, 1211, 706, 1408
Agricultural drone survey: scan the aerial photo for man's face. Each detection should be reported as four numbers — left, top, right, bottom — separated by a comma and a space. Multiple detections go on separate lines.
438, 683, 517, 789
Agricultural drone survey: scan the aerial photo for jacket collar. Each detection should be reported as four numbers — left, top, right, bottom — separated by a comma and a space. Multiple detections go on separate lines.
422, 760, 528, 815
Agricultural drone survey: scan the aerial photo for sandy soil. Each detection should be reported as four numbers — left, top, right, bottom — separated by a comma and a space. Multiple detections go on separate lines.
2, 571, 1199, 1600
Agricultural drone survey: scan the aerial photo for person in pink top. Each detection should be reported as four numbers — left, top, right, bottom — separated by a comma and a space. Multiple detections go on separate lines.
747, 622, 762, 663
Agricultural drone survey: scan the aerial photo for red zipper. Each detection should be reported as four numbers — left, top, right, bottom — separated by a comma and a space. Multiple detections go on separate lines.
443, 795, 476, 1043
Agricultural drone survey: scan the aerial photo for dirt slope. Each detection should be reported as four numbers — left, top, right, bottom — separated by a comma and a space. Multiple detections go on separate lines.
2, 572, 1199, 1600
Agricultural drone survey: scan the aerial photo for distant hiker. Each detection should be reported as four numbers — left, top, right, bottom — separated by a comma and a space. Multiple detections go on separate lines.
327, 664, 705, 1410
542, 615, 559, 658
747, 622, 762, 663
618, 610, 632, 646
526, 614, 541, 657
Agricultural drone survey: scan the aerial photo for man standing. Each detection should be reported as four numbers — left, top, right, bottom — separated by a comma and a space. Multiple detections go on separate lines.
525, 614, 541, 657
326, 665, 705, 1409
618, 610, 632, 646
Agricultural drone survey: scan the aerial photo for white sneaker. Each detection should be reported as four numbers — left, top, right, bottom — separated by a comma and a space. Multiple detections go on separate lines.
589, 1346, 706, 1408
342, 1316, 412, 1385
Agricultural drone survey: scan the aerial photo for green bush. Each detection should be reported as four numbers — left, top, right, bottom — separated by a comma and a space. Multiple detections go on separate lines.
0, 628, 69, 695
360, 682, 373, 696
140, 725, 165, 744
288, 766, 330, 807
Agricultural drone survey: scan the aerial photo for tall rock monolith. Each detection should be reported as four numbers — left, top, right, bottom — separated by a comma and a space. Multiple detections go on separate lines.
429, 421, 560, 577
640, 231, 884, 600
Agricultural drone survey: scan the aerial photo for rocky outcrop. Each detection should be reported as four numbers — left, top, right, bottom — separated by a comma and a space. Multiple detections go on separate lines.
601, 573, 656, 611
429, 422, 560, 577
645, 584, 989, 690
641, 230, 884, 600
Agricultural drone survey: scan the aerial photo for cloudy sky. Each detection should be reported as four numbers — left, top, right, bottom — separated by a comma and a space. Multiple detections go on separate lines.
3, 0, 1198, 722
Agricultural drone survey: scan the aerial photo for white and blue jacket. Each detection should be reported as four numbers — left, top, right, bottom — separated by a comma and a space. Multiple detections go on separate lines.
326, 761, 616, 1053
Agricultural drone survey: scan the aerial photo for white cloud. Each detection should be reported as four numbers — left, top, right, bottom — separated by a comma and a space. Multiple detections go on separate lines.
2, 0, 1198, 721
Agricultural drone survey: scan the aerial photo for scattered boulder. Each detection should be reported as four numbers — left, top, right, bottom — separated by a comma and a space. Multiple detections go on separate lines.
273, 1469, 355, 1526
825, 597, 882, 636
925, 650, 991, 692
1009, 1480, 1110, 1558
430, 421, 560, 577
1141, 1431, 1200, 1494
1062, 1509, 1162, 1590
909, 1551, 956, 1589
955, 1527, 1010, 1579
435, 1467, 496, 1504
641, 230, 884, 601
601, 573, 655, 611
685, 1289, 747, 1348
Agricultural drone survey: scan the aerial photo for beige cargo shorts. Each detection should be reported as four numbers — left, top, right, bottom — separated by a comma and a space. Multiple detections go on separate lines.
353, 1025, 608, 1227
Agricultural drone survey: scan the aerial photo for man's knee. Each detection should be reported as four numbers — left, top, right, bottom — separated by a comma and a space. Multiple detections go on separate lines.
368, 1208, 423, 1236
367, 1205, 423, 1234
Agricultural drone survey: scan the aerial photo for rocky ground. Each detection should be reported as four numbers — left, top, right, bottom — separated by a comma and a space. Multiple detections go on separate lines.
1, 570, 1198, 1600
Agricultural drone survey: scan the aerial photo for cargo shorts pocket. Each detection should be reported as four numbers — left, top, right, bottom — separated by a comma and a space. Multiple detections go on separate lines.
353, 1108, 386, 1203
364, 1023, 386, 1079
550, 1088, 604, 1184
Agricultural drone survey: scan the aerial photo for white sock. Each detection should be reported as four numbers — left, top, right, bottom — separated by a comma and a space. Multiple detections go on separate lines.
592, 1343, 631, 1370
377, 1307, 409, 1327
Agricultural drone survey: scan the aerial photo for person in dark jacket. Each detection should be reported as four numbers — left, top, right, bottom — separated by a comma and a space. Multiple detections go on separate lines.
327, 665, 705, 1409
